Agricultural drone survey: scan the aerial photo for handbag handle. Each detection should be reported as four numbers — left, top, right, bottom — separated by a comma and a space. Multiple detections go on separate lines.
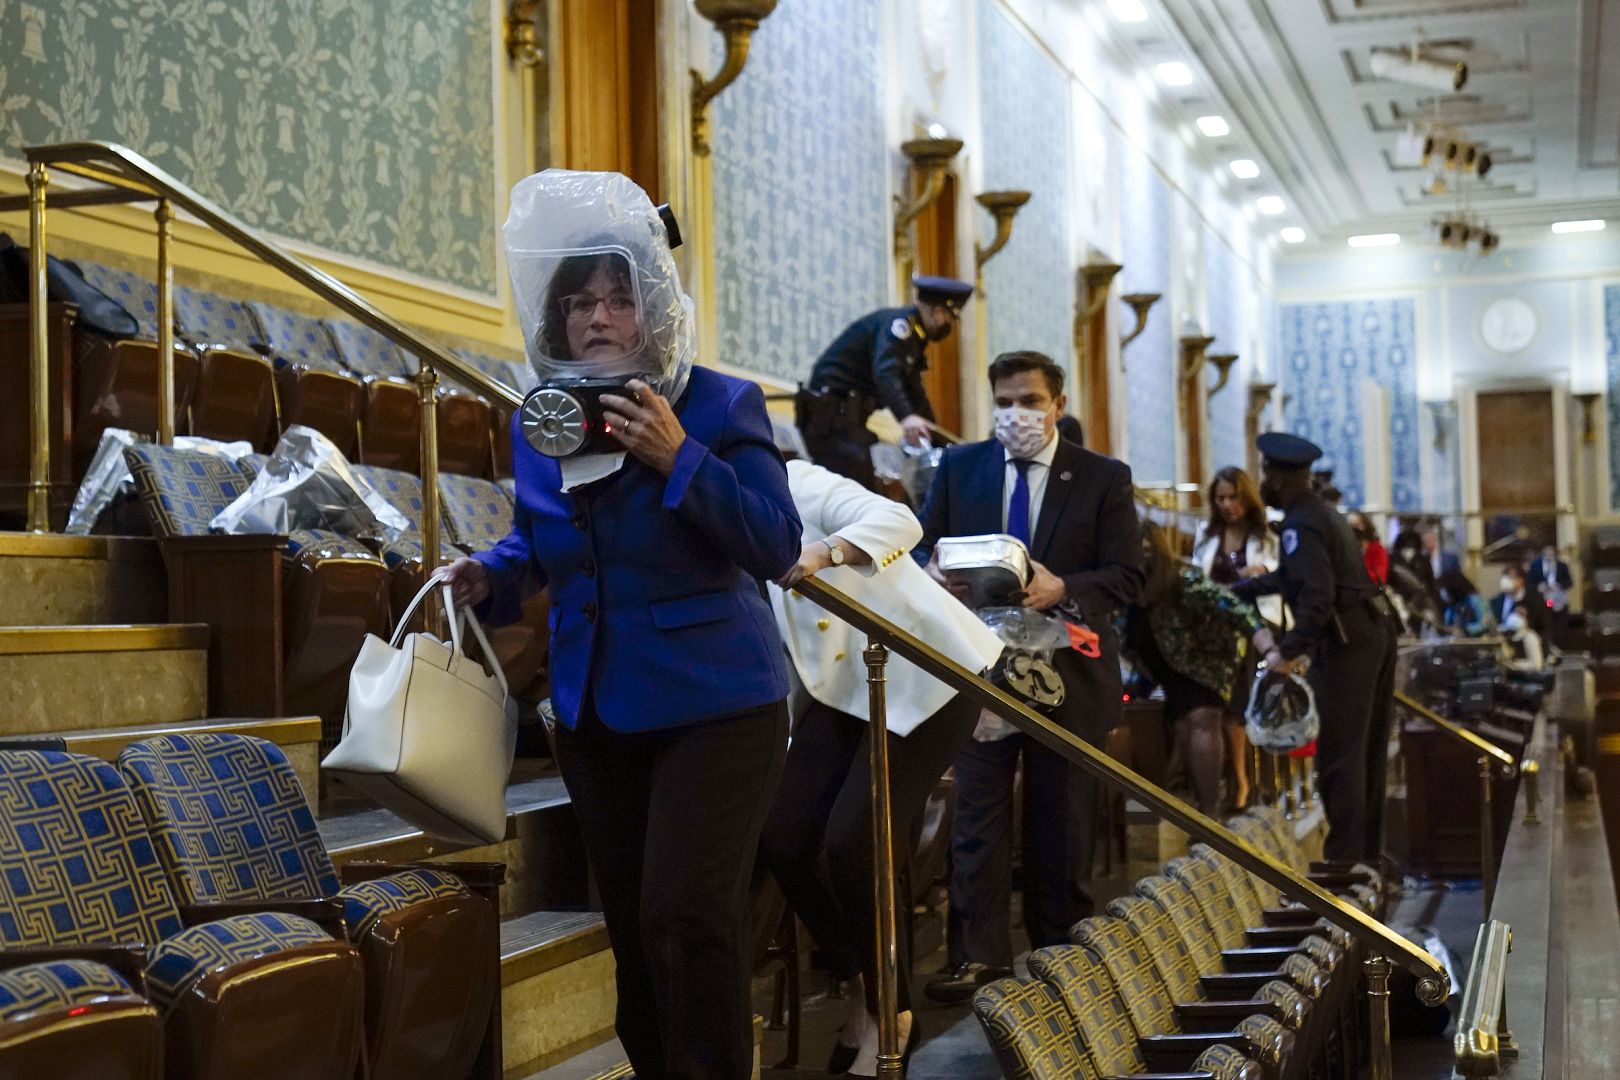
383, 567, 511, 701
388, 568, 453, 648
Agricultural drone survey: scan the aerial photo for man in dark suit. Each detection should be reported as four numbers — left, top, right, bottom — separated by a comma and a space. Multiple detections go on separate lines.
1527, 543, 1573, 647
916, 351, 1143, 1002
1491, 563, 1532, 628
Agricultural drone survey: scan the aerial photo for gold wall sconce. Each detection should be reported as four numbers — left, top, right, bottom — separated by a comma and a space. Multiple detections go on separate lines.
974, 190, 1031, 269
690, 0, 778, 157
504, 0, 544, 66
1119, 293, 1161, 352
1075, 259, 1122, 457
1247, 382, 1276, 420
1179, 335, 1215, 380
893, 136, 964, 280
1574, 392, 1601, 445
1207, 354, 1240, 396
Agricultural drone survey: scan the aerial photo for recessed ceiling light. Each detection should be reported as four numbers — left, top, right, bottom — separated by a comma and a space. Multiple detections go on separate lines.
1228, 158, 1259, 179
1550, 219, 1605, 234
1280, 227, 1306, 244
1108, 0, 1149, 22
1195, 115, 1230, 138
1257, 195, 1286, 215
1347, 233, 1401, 248
1156, 61, 1194, 87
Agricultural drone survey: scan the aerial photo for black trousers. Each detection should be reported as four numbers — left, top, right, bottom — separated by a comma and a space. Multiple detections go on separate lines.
757, 694, 979, 1013
1310, 608, 1397, 861
552, 700, 789, 1080
802, 423, 877, 490
948, 645, 1118, 964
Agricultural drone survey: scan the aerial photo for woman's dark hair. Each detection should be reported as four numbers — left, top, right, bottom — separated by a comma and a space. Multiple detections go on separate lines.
1392, 529, 1425, 559
1139, 521, 1185, 607
538, 250, 635, 361
1203, 466, 1267, 540
987, 351, 1064, 397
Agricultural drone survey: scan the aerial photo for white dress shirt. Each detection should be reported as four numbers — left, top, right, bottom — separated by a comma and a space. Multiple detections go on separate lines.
1001, 433, 1060, 540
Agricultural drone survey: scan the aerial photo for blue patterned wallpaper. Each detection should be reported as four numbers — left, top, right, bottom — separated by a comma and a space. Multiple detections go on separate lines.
1203, 227, 1247, 473
1605, 285, 1620, 509
1279, 299, 1420, 509
977, 1, 1071, 370
0, 0, 497, 294
1118, 148, 1177, 483
709, 0, 887, 383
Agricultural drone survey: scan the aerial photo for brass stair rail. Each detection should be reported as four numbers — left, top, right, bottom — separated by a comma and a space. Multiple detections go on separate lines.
1454, 919, 1515, 1078
10, 141, 521, 575
1393, 690, 1517, 772
790, 575, 1449, 1075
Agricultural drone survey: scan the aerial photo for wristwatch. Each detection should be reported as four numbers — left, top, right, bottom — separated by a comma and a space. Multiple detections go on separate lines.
823, 539, 845, 566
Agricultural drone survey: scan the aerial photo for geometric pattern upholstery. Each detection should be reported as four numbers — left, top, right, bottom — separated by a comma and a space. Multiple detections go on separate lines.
1192, 1042, 1264, 1080
351, 464, 427, 531
1104, 895, 1204, 1002
0, 959, 137, 1021
1069, 917, 1176, 1039
1167, 855, 1249, 951
453, 348, 536, 394
175, 286, 264, 354
0, 751, 182, 948
496, 477, 516, 502
325, 320, 410, 379
370, 532, 462, 571
971, 977, 1088, 1080
337, 868, 469, 940
1134, 875, 1225, 976
285, 529, 382, 564
75, 263, 160, 341
439, 472, 512, 552
144, 910, 332, 1010
123, 444, 250, 538
248, 302, 346, 373
117, 734, 340, 906
1027, 945, 1144, 1077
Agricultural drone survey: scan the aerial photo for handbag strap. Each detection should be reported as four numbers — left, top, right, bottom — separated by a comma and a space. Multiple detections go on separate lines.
451, 595, 510, 700
388, 567, 452, 648
384, 567, 510, 700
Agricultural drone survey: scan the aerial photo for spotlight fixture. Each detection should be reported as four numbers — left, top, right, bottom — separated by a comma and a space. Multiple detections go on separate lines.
1429, 213, 1497, 254
1228, 158, 1259, 179
1256, 195, 1286, 215
1369, 45, 1467, 92
1108, 0, 1149, 21
1280, 227, 1306, 244
1551, 219, 1606, 234
1195, 115, 1230, 138
1156, 61, 1194, 87
1347, 233, 1401, 248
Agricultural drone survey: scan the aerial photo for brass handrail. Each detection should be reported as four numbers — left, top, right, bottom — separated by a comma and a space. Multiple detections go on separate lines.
1394, 691, 1518, 773
1454, 919, 1515, 1078
791, 575, 1452, 999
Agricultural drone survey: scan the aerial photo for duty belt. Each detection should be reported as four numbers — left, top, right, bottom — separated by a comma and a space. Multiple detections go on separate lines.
796, 385, 875, 437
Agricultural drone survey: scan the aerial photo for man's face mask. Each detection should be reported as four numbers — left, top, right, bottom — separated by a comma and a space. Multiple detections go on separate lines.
993, 405, 1052, 458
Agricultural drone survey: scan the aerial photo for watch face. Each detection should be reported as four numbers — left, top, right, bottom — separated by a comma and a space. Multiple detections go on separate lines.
1479, 297, 1538, 355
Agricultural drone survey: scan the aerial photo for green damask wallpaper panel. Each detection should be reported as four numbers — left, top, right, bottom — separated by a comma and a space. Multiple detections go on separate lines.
0, 0, 498, 295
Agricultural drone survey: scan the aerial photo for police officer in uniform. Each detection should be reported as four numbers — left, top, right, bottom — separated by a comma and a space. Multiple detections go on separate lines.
799, 275, 974, 487
1231, 433, 1398, 861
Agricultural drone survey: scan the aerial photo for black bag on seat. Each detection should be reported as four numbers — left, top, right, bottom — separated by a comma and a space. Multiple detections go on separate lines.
0, 232, 140, 339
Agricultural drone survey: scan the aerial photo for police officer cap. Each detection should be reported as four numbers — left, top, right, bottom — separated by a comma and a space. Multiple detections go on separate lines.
1257, 432, 1323, 470
913, 274, 974, 310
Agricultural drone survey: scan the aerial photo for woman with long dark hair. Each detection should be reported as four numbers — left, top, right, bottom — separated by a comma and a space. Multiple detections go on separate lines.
1124, 522, 1275, 815
1190, 465, 1279, 808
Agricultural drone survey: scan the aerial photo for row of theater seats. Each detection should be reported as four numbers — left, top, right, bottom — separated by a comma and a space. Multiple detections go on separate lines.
70, 260, 533, 483
122, 441, 546, 740
973, 805, 1385, 1080
0, 733, 501, 1080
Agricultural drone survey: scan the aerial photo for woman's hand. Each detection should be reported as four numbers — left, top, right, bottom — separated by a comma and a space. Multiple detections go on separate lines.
1240, 563, 1269, 579
1264, 648, 1307, 677
601, 378, 687, 476
777, 541, 834, 588
443, 556, 491, 609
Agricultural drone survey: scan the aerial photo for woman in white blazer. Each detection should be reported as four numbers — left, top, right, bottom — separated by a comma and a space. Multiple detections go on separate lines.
760, 457, 1004, 1075
1191, 466, 1282, 808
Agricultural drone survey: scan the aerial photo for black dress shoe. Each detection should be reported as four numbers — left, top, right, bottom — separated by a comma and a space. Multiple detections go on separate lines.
923, 962, 1013, 1005
827, 1042, 858, 1074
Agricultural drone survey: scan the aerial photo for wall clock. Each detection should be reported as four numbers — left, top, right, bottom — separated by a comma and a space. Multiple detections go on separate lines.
1479, 296, 1538, 354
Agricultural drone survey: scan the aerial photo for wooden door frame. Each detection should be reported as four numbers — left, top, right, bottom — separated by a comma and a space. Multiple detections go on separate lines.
1458, 378, 1574, 577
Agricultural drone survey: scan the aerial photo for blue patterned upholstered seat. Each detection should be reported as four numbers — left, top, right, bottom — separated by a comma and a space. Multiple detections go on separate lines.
350, 464, 460, 565
175, 286, 266, 354
122, 444, 250, 538
248, 302, 348, 373
453, 348, 537, 395
118, 734, 469, 942
144, 911, 332, 1009
325, 320, 412, 379
440, 472, 513, 552
0, 959, 137, 1021
75, 263, 161, 340
497, 477, 516, 501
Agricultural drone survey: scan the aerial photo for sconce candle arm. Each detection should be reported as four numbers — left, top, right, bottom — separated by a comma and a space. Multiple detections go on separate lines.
689, 1, 778, 156
1207, 354, 1240, 396
896, 168, 949, 237
975, 214, 1016, 269
1119, 293, 1161, 352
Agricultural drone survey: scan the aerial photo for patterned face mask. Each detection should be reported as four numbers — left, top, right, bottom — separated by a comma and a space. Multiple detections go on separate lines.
992, 405, 1051, 458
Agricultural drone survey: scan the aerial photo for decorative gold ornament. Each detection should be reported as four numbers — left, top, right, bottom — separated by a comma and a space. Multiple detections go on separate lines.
1119, 293, 1161, 353
973, 190, 1031, 269
690, 0, 779, 156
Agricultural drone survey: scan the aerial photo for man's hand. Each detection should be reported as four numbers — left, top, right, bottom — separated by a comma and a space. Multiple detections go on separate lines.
601, 378, 688, 476
899, 413, 934, 448
1020, 560, 1067, 610
1264, 648, 1308, 678
926, 555, 974, 605
777, 541, 833, 588
443, 556, 491, 608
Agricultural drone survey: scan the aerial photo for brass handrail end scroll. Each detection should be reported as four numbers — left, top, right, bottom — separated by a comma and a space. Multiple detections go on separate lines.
689, 0, 778, 157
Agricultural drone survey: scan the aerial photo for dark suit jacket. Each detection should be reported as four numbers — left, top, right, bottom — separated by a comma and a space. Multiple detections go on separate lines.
1527, 558, 1573, 593
913, 436, 1144, 737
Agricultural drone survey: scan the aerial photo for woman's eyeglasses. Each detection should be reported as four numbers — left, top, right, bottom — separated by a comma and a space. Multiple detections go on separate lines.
561, 292, 636, 320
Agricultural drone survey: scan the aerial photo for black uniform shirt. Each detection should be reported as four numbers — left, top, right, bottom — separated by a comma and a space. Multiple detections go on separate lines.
1232, 490, 1377, 659
806, 306, 934, 422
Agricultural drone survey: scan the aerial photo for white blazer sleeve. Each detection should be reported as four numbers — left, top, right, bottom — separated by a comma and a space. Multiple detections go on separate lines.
790, 460, 922, 578
1191, 534, 1218, 574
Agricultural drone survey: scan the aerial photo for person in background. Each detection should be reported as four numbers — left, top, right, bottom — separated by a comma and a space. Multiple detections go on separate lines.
1504, 600, 1546, 669
1123, 521, 1276, 815
1491, 564, 1532, 629
1056, 413, 1084, 447
1528, 542, 1573, 647
1346, 511, 1388, 584
1191, 465, 1279, 810
1438, 567, 1491, 637
1424, 525, 1463, 582
759, 453, 1004, 1075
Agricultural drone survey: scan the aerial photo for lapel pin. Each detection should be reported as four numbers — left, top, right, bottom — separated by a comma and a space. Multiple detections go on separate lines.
1060, 470, 1073, 482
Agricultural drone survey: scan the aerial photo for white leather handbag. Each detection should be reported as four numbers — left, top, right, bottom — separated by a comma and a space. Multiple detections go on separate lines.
323, 570, 514, 845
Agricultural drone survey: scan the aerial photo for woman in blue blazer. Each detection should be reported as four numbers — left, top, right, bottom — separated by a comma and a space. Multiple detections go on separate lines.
446, 171, 800, 1078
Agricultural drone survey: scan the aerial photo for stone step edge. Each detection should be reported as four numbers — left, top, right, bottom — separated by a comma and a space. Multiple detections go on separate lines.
44, 715, 320, 760
0, 623, 209, 655
500, 910, 610, 987
326, 774, 572, 866
0, 533, 156, 561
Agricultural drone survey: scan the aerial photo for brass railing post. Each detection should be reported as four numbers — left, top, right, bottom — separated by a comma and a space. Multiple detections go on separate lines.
417, 363, 442, 624
1281, 755, 1296, 821
1521, 758, 1540, 826
1365, 954, 1393, 1080
154, 198, 176, 444
26, 162, 51, 533
1478, 756, 1495, 916
864, 640, 903, 1078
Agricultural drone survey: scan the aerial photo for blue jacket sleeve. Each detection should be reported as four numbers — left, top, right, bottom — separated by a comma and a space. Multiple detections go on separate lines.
660, 379, 802, 582
472, 488, 547, 627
